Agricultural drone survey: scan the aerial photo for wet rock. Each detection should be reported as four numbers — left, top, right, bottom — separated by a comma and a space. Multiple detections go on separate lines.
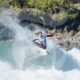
73, 32, 80, 41
18, 8, 67, 27
58, 40, 71, 51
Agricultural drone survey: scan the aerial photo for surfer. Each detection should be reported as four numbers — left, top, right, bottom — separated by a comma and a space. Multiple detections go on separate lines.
33, 30, 53, 49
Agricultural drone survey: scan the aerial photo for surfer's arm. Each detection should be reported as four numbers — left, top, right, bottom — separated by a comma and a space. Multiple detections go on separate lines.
37, 31, 53, 37
32, 39, 39, 42
46, 34, 53, 37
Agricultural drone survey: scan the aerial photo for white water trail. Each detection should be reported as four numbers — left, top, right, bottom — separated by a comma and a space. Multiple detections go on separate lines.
0, 10, 50, 69
0, 10, 27, 41
0, 10, 28, 69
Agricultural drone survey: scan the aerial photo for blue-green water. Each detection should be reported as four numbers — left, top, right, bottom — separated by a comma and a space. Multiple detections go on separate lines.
0, 40, 80, 80
0, 40, 79, 71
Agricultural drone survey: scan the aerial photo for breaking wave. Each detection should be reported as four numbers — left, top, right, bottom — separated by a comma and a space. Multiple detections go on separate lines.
0, 10, 80, 80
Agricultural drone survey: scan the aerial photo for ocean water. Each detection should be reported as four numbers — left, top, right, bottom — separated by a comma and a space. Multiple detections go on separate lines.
0, 10, 80, 80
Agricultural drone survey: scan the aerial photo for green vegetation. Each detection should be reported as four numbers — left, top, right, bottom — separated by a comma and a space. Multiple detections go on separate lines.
53, 12, 68, 21
0, 0, 79, 20
0, 0, 77, 10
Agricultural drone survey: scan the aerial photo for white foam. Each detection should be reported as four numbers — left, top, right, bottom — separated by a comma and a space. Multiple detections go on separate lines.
0, 61, 80, 80
68, 48, 80, 63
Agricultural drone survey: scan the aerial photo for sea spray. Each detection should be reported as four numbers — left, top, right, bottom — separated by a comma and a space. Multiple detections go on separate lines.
0, 10, 80, 80
0, 10, 52, 69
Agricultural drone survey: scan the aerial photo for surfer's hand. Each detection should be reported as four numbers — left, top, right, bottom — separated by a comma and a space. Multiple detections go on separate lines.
32, 39, 36, 42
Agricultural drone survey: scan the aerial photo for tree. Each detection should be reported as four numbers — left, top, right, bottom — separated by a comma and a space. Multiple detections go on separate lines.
16, 0, 26, 8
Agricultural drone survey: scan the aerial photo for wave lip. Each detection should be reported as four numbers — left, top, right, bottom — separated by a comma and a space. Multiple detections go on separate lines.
68, 48, 80, 64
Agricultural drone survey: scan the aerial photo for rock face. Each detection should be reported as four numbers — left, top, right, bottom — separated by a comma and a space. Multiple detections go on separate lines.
74, 32, 80, 41
58, 40, 80, 50
71, 0, 80, 3
47, 29, 80, 51
0, 23, 14, 40
18, 8, 67, 27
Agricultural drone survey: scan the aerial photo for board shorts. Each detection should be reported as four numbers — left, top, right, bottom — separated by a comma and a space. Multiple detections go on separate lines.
34, 34, 47, 49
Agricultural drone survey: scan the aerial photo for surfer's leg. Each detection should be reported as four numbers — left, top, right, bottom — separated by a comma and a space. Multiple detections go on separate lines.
41, 35, 47, 49
39, 42, 46, 49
